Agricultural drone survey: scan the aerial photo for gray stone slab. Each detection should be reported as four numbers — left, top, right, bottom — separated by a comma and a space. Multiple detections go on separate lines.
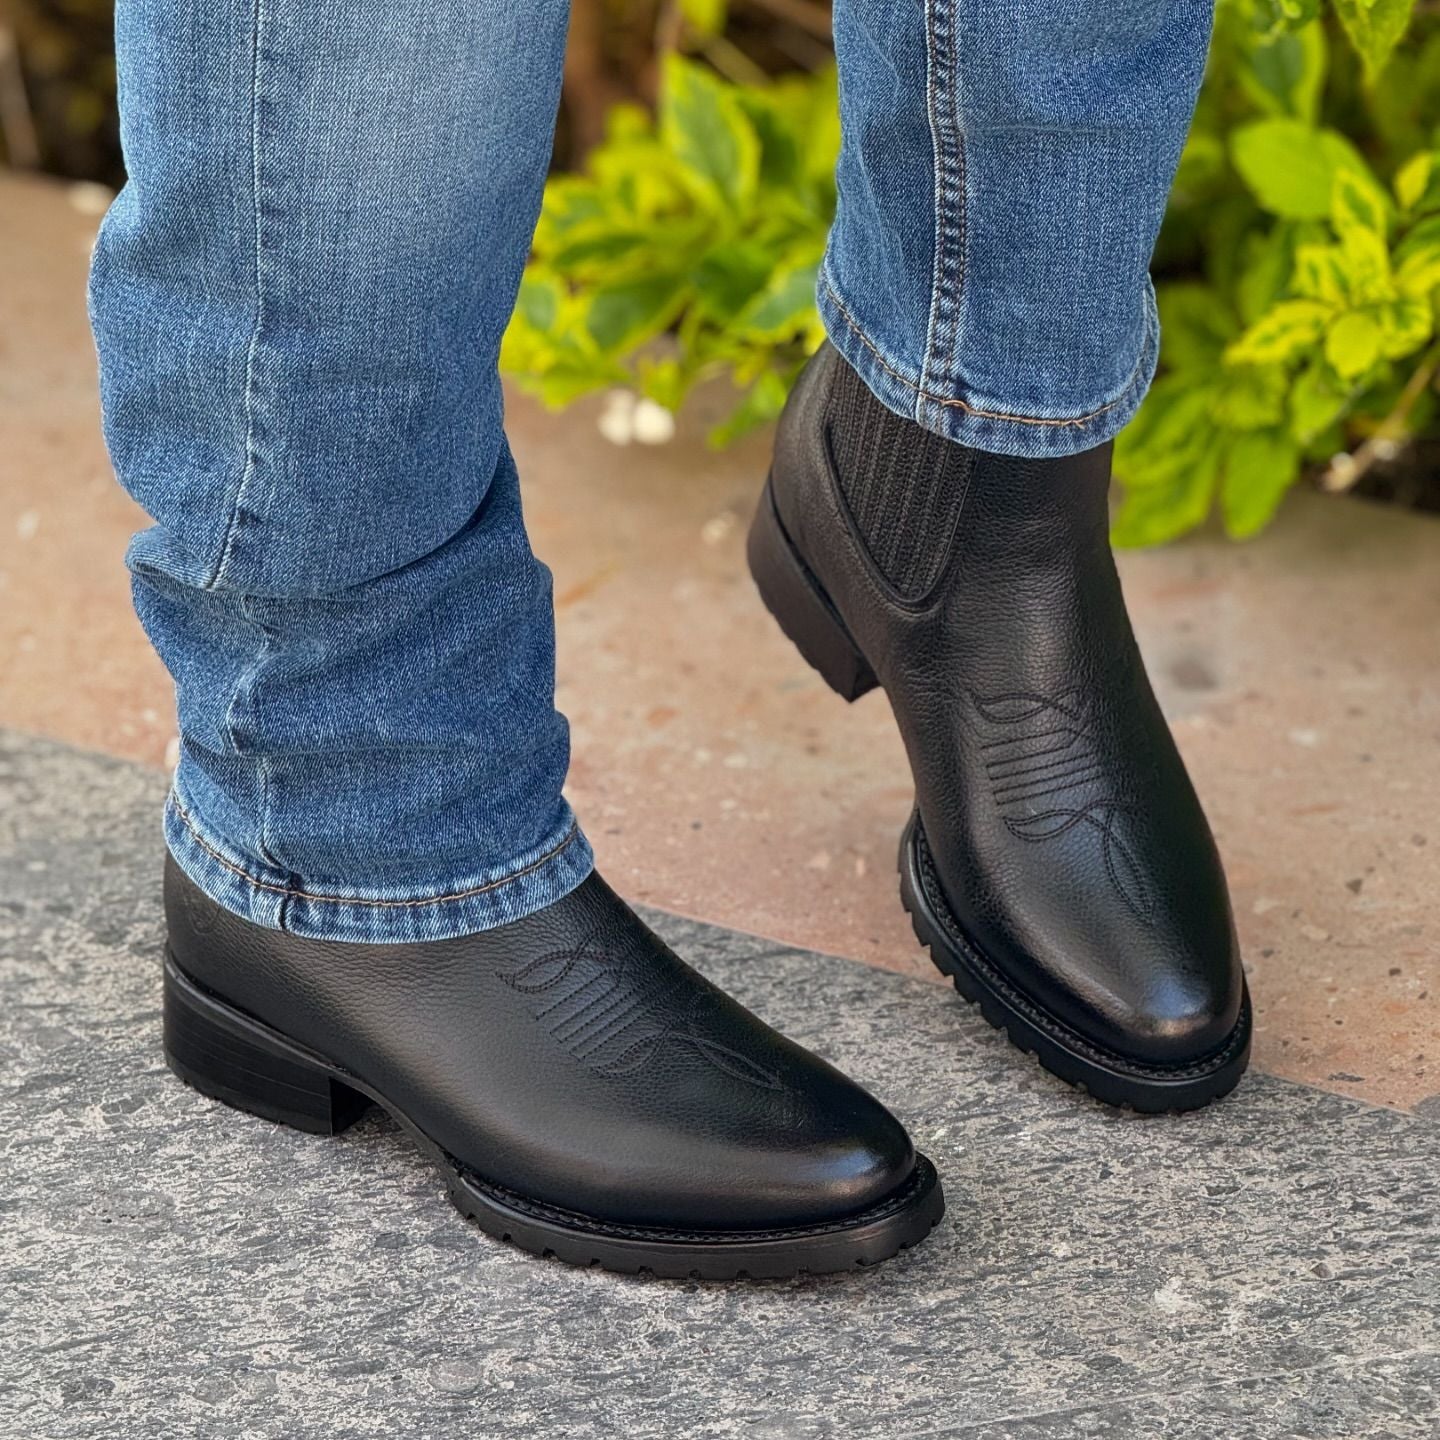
1, 730, 1437, 1440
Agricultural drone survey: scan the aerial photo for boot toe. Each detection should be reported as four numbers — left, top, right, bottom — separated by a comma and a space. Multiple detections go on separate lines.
1103, 962, 1245, 1067
793, 1094, 918, 1220
674, 1073, 918, 1231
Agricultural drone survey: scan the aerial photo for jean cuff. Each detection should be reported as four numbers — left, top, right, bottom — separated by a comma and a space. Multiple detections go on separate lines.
817, 269, 1160, 460
163, 786, 595, 944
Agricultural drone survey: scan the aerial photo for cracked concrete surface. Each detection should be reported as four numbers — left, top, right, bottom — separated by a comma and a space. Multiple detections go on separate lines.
3, 732, 1437, 1438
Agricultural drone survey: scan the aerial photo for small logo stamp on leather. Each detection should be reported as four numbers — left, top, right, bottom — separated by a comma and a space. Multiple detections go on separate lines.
179, 876, 224, 935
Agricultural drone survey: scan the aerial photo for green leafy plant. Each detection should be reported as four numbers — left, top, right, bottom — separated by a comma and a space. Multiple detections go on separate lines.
501, 53, 837, 445
1114, 0, 1440, 543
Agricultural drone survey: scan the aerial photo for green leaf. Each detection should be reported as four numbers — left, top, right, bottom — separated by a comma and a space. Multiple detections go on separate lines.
1324, 310, 1382, 377
501, 274, 583, 379
1112, 441, 1223, 548
708, 368, 790, 447
1397, 216, 1440, 266
1256, 0, 1322, 30
1336, 225, 1395, 303
730, 256, 820, 342
735, 91, 802, 192
544, 175, 613, 224
660, 55, 761, 214
1332, 0, 1416, 83
1212, 363, 1289, 430
680, 0, 727, 37
502, 64, 841, 453
1395, 151, 1440, 219
586, 273, 690, 353
536, 363, 626, 408
1375, 296, 1434, 356
1156, 282, 1236, 369
549, 226, 660, 275
1241, 22, 1327, 122
1331, 167, 1390, 240
691, 242, 775, 321
1114, 375, 1218, 488
1289, 359, 1351, 442
1396, 235, 1440, 298
584, 138, 695, 221
1227, 299, 1333, 364
1196, 194, 1256, 296
636, 357, 690, 413
605, 104, 653, 147
513, 275, 561, 336
1292, 242, 1352, 304
1221, 430, 1304, 539
1237, 223, 1298, 324
1174, 130, 1227, 194
1231, 120, 1373, 219
1395, 152, 1435, 211
792, 67, 841, 191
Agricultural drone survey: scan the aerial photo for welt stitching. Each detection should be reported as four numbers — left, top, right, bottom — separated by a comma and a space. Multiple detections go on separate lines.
824, 279, 1149, 430
915, 824, 1244, 1077
457, 1157, 934, 1245
169, 792, 580, 909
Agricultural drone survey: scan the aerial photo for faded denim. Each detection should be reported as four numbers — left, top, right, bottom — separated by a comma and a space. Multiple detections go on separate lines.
824, 0, 1213, 457
91, 0, 590, 941
91, 0, 1210, 942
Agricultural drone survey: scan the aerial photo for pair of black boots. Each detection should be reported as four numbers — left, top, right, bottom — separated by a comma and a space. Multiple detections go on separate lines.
163, 346, 1248, 1279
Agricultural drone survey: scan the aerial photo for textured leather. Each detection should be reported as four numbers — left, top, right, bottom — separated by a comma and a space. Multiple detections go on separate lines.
771, 343, 1244, 1065
165, 858, 917, 1229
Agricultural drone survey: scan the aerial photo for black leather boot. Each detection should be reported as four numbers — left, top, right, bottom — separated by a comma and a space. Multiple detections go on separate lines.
162, 856, 942, 1276
749, 343, 1249, 1112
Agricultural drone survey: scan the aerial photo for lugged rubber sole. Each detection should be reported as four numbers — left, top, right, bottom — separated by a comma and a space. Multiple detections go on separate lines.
898, 813, 1252, 1113
162, 954, 945, 1279
747, 477, 1252, 1114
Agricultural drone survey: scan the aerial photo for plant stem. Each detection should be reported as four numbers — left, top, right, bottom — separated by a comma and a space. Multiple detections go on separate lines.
745, 0, 833, 40
654, 0, 685, 59
1323, 340, 1440, 492
700, 33, 772, 85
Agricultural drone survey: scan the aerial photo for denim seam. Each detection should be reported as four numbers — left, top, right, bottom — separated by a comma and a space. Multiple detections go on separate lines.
918, 0, 967, 420
221, 597, 284, 873
169, 792, 582, 908
824, 278, 1147, 430
207, 0, 275, 876
207, 0, 267, 591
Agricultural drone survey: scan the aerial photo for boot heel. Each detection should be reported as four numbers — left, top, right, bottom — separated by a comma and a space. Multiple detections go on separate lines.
163, 955, 369, 1135
747, 478, 878, 702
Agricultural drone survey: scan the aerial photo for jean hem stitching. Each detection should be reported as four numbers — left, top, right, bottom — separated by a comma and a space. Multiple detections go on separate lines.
167, 791, 582, 909
822, 278, 1152, 430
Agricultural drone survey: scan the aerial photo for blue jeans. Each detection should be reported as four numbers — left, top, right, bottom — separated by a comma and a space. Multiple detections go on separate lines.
90, 0, 1212, 943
